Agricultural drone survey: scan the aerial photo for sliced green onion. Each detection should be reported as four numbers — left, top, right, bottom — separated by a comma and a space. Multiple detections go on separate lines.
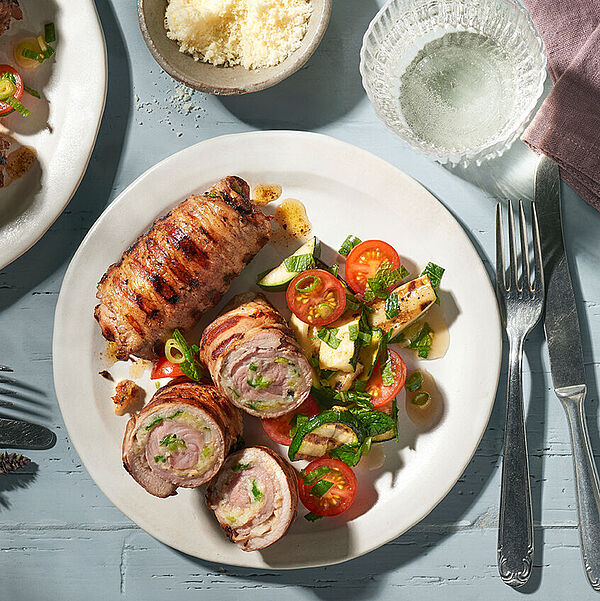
42, 45, 55, 59
37, 35, 48, 53
4, 96, 30, 117
45, 22, 56, 44
412, 391, 430, 406
251, 480, 263, 502
23, 85, 40, 99
145, 417, 163, 431
154, 455, 166, 463
232, 463, 250, 472
0, 78, 16, 101
274, 357, 289, 364
165, 338, 185, 364
310, 479, 334, 498
295, 274, 319, 294
406, 372, 423, 392
317, 302, 334, 318
21, 48, 44, 62
249, 362, 258, 371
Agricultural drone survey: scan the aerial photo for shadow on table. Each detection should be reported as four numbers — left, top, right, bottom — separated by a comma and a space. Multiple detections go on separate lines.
217, 0, 378, 130
0, 461, 38, 510
0, 0, 131, 312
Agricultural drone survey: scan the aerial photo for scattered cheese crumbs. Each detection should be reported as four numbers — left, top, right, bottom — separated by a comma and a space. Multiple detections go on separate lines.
252, 183, 282, 205
274, 198, 311, 240
164, 0, 313, 70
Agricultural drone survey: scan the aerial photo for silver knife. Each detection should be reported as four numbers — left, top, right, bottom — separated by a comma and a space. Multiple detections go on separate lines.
535, 155, 600, 591
0, 417, 56, 450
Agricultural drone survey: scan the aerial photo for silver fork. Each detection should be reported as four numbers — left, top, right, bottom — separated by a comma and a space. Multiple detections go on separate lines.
495, 199, 545, 588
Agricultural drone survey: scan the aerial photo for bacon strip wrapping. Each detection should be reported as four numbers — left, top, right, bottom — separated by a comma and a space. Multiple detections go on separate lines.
122, 381, 243, 498
95, 176, 270, 361
199, 293, 312, 418
206, 446, 298, 551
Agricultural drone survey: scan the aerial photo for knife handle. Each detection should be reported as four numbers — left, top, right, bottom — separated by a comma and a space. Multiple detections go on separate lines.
497, 338, 534, 588
559, 386, 600, 591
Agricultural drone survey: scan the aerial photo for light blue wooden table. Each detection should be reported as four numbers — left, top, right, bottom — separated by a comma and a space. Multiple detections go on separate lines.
2, 1, 600, 599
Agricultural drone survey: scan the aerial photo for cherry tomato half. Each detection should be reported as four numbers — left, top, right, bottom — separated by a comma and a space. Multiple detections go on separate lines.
366, 349, 407, 407
0, 65, 23, 116
150, 356, 185, 380
262, 396, 320, 446
286, 268, 346, 327
345, 240, 401, 294
298, 457, 358, 517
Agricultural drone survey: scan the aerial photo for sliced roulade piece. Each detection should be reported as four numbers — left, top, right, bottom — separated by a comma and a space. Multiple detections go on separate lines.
199, 293, 312, 418
206, 446, 298, 551
122, 381, 243, 498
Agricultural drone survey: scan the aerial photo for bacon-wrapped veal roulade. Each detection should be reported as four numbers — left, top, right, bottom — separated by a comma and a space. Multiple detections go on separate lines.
122, 381, 243, 498
206, 446, 298, 551
199, 293, 312, 418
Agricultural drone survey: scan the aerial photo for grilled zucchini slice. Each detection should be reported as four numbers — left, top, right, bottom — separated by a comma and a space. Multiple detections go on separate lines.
369, 275, 437, 338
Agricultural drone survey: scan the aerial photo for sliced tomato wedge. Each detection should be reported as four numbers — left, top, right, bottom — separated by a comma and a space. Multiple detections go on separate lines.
0, 65, 23, 116
345, 240, 401, 294
286, 268, 346, 327
150, 356, 185, 380
298, 458, 358, 517
262, 396, 320, 446
366, 349, 407, 407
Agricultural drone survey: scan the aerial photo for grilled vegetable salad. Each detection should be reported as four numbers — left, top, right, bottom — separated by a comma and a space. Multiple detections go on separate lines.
258, 235, 445, 520
146, 234, 446, 524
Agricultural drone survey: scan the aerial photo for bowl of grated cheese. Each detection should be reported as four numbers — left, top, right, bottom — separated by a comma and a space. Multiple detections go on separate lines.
138, 0, 332, 95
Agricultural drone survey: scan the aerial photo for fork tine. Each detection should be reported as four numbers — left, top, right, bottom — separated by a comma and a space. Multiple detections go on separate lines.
507, 200, 519, 290
495, 203, 506, 291
531, 201, 544, 292
518, 200, 531, 291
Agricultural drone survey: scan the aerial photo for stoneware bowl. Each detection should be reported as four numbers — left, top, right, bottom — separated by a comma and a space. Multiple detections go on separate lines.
138, 0, 332, 95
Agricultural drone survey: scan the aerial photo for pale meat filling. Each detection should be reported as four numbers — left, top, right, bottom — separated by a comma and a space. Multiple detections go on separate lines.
222, 346, 306, 413
215, 464, 283, 541
136, 411, 217, 478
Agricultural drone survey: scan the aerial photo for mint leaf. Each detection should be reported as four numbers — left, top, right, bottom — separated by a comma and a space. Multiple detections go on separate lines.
283, 254, 316, 273
338, 235, 362, 257
317, 327, 340, 349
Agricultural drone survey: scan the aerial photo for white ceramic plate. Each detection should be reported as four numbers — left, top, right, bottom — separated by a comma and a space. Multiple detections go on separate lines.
53, 131, 501, 569
0, 0, 106, 269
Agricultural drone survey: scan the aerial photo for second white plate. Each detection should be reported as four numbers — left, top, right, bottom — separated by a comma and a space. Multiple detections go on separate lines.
53, 131, 501, 569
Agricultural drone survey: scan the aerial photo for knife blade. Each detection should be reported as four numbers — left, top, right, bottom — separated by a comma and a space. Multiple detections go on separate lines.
535, 156, 585, 389
535, 155, 600, 592
0, 417, 56, 450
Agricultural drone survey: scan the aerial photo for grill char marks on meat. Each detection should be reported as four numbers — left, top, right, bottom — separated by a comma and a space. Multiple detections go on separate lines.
199, 293, 312, 419
206, 446, 298, 551
0, 135, 9, 188
94, 177, 270, 360
0, 0, 21, 36
122, 380, 243, 498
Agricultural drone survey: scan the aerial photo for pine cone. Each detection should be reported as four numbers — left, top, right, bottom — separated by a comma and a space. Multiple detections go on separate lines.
0, 451, 31, 474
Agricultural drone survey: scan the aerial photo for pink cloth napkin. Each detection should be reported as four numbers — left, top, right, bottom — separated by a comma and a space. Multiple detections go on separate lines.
521, 1, 600, 210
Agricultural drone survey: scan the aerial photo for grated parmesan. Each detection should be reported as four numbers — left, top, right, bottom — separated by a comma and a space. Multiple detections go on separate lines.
164, 0, 313, 70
